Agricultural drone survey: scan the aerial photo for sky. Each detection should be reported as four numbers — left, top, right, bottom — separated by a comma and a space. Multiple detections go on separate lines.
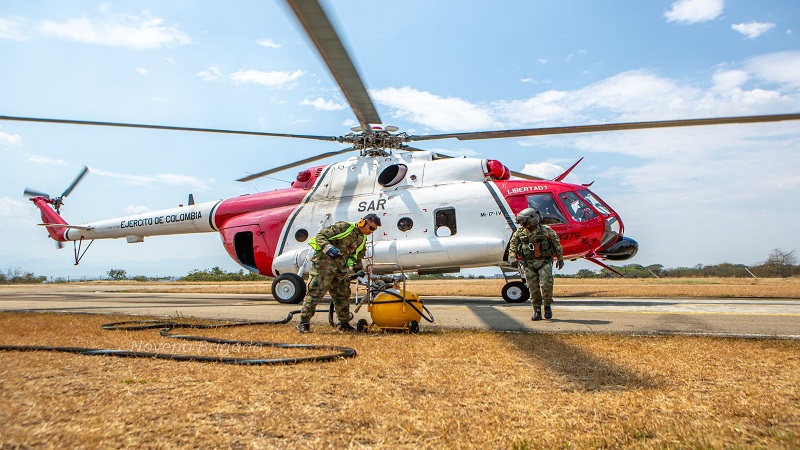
1, 0, 799, 280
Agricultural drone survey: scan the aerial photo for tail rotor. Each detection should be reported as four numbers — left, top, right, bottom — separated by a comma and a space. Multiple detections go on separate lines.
23, 166, 89, 215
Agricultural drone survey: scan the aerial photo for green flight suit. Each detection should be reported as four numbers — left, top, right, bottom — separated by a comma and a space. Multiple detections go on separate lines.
509, 224, 563, 311
300, 221, 368, 325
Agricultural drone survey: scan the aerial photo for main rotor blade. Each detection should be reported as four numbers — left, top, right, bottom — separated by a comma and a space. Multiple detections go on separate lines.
61, 165, 89, 198
286, 0, 381, 131
410, 113, 800, 141
236, 147, 356, 182
0, 115, 339, 142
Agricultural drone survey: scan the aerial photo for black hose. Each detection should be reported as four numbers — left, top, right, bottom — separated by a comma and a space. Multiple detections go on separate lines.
0, 309, 357, 365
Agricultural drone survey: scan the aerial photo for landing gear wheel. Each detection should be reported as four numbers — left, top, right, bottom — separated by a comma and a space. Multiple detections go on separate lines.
502, 281, 530, 303
356, 319, 369, 333
408, 320, 420, 334
271, 273, 306, 304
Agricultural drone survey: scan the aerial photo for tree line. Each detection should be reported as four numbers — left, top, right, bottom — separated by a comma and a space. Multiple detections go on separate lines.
2, 249, 797, 284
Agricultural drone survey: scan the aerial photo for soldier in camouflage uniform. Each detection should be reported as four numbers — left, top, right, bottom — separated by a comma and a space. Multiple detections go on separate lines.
509, 208, 564, 321
296, 213, 381, 333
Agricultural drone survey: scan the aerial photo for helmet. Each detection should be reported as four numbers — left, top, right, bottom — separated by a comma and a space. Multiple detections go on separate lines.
515, 208, 541, 227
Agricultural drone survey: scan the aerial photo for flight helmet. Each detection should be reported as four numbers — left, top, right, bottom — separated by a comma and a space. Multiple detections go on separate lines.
515, 208, 541, 227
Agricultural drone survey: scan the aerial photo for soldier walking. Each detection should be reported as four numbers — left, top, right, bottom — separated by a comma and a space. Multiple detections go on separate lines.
509, 208, 564, 320
296, 214, 381, 333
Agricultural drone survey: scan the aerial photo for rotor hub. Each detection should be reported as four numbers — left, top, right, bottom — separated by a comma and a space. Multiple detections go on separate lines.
338, 129, 410, 153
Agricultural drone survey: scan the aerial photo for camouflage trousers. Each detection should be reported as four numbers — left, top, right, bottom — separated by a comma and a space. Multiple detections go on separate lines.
521, 259, 554, 310
299, 261, 352, 324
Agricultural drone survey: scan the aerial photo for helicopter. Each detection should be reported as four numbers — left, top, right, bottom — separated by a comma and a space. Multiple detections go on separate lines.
6, 0, 800, 303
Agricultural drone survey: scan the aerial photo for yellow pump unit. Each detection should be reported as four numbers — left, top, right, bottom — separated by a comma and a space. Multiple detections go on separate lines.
355, 286, 433, 334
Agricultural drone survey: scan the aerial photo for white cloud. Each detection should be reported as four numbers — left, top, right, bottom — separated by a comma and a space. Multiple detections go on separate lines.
712, 69, 749, 92
520, 162, 566, 180
732, 22, 775, 39
0, 131, 22, 146
744, 51, 800, 88
0, 196, 35, 224
371, 86, 496, 131
38, 11, 191, 49
664, 0, 723, 24
197, 66, 223, 81
134, 67, 148, 76
124, 205, 152, 214
257, 39, 281, 48
0, 17, 27, 40
199, 67, 307, 89
27, 155, 67, 165
90, 168, 215, 191
300, 97, 346, 111
230, 69, 304, 87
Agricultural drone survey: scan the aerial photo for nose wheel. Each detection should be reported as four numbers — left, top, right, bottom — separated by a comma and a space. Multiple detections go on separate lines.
271, 273, 306, 304
502, 281, 529, 303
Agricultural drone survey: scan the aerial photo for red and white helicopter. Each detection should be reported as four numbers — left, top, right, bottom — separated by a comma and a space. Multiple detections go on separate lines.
7, 0, 800, 303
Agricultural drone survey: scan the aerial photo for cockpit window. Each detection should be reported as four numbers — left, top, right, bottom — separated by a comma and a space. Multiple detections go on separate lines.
578, 189, 611, 215
527, 194, 566, 225
559, 191, 597, 222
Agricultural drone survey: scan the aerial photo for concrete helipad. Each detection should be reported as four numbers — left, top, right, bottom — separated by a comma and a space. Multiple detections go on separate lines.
1, 284, 799, 339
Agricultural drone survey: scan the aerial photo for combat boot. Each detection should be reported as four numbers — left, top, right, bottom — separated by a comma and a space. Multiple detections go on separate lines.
531, 310, 542, 321
544, 306, 553, 319
296, 321, 310, 334
336, 322, 355, 332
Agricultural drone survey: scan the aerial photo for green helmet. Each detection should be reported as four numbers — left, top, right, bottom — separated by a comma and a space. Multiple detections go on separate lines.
515, 208, 541, 227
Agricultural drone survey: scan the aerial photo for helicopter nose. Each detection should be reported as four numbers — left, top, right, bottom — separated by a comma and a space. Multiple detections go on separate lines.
596, 236, 638, 261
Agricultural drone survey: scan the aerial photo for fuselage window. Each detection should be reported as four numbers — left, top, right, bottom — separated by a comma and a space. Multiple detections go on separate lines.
559, 191, 597, 222
397, 217, 413, 232
434, 208, 457, 237
295, 229, 309, 242
526, 193, 566, 225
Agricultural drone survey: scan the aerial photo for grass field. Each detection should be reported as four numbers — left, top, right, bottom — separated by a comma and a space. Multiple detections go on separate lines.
1, 279, 799, 448
1, 311, 799, 449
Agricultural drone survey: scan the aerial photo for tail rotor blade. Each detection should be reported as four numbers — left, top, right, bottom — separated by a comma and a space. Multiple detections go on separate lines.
61, 166, 89, 199
23, 188, 50, 199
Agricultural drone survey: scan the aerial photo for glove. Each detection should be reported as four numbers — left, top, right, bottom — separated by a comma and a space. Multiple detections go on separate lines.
325, 246, 342, 259
556, 259, 564, 270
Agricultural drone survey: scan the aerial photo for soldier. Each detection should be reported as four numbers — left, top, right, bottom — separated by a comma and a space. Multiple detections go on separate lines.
296, 213, 381, 333
509, 208, 564, 321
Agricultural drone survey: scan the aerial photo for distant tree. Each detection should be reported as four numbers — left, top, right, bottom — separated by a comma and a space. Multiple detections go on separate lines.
757, 249, 798, 278
575, 269, 598, 278
107, 269, 128, 281
180, 267, 263, 282
1, 268, 46, 284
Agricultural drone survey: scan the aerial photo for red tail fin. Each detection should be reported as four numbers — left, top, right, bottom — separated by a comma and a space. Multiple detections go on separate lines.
30, 196, 68, 242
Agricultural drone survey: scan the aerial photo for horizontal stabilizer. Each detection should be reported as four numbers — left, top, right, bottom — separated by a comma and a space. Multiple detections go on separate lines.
38, 223, 94, 230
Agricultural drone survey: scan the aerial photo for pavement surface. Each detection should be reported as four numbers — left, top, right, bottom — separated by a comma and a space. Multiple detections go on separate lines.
1, 284, 799, 339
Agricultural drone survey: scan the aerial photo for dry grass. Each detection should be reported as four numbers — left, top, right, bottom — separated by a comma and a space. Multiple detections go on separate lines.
1, 312, 798, 449
30, 276, 800, 298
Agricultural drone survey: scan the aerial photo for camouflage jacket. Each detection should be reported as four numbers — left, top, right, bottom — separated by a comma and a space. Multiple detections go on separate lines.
309, 221, 368, 271
509, 224, 563, 262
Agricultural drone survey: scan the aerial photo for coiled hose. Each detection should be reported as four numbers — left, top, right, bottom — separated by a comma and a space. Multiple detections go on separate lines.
0, 309, 356, 365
